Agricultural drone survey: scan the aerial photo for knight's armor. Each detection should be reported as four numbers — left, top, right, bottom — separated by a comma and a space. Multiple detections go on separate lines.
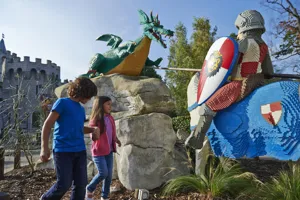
185, 10, 274, 149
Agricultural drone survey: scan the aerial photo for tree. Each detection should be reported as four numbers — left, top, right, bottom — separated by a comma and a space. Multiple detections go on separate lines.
165, 22, 193, 116
165, 19, 217, 116
141, 66, 162, 80
229, 33, 238, 41
191, 18, 217, 68
0, 74, 56, 174
262, 0, 300, 59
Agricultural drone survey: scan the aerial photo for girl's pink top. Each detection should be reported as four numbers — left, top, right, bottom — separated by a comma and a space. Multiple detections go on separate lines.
89, 114, 117, 156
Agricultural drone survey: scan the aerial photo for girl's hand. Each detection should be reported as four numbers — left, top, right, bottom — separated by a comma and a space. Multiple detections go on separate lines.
40, 147, 51, 162
116, 138, 121, 147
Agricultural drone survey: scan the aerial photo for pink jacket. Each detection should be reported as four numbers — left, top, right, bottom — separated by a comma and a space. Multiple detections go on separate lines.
89, 115, 117, 156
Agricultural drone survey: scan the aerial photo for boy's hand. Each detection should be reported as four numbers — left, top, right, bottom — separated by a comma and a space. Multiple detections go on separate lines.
116, 138, 121, 147
40, 147, 51, 162
92, 127, 100, 140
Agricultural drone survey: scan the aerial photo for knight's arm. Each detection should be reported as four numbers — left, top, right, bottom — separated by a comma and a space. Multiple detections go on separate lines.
238, 38, 248, 54
261, 50, 274, 79
230, 39, 248, 79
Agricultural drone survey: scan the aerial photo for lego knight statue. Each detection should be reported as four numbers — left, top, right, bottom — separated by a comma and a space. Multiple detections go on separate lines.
185, 10, 274, 149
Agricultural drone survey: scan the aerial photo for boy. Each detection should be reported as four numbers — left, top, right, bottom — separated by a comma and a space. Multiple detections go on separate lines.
40, 77, 100, 200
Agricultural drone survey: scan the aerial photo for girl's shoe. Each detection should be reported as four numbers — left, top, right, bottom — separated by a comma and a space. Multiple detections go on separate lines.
85, 188, 93, 200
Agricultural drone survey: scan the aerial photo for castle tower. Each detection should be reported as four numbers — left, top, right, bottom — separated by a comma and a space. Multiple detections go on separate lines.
0, 34, 62, 132
0, 35, 6, 133
0, 35, 7, 82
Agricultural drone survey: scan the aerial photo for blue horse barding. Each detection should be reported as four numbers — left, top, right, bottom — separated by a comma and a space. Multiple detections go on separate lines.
206, 80, 300, 161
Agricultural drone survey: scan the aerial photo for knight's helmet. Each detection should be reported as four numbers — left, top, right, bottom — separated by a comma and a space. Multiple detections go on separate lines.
235, 10, 265, 34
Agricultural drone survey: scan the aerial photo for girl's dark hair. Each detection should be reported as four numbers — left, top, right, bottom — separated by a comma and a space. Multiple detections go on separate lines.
90, 96, 112, 134
68, 77, 97, 99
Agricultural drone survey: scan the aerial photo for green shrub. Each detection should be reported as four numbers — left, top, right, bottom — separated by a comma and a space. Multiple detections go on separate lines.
172, 115, 190, 133
162, 156, 261, 199
256, 163, 300, 200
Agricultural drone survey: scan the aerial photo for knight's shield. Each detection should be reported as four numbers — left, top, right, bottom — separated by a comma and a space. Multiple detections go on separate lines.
187, 72, 200, 111
197, 37, 239, 106
260, 102, 283, 126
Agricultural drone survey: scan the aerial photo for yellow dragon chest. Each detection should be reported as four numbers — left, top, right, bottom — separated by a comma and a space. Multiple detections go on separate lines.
107, 37, 151, 76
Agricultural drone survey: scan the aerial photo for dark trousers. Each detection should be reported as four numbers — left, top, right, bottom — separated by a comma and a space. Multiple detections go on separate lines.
41, 150, 88, 200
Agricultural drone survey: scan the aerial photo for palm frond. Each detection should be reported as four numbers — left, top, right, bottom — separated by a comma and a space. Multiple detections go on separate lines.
162, 156, 260, 199
161, 175, 207, 195
258, 164, 300, 200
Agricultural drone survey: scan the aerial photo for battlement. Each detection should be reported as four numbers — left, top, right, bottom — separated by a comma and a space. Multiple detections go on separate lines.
35, 58, 41, 64
14, 57, 20, 62
24, 56, 30, 62
5, 50, 60, 71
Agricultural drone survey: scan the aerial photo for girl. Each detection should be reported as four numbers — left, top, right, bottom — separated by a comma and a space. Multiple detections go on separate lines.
40, 77, 100, 200
86, 96, 121, 200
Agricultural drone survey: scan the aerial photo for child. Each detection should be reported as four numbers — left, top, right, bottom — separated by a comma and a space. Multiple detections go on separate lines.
86, 96, 121, 200
40, 77, 100, 200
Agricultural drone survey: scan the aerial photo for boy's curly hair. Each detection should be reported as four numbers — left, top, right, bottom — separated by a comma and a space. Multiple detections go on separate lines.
68, 77, 97, 99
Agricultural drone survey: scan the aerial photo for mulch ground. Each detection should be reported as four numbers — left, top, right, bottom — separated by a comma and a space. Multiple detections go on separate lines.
0, 158, 290, 200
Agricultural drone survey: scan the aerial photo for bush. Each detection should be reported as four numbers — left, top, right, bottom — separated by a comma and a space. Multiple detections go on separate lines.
172, 115, 190, 133
161, 156, 261, 199
256, 163, 300, 200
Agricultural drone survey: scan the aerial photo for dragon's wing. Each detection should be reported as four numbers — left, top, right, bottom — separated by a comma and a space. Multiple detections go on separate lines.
96, 34, 123, 49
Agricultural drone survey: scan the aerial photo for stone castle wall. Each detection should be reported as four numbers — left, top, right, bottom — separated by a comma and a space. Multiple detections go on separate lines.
0, 50, 61, 134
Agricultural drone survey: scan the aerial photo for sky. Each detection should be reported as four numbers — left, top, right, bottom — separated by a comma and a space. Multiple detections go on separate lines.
0, 0, 287, 81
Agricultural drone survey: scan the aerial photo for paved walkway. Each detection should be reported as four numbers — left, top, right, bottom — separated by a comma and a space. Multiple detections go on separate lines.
4, 150, 40, 173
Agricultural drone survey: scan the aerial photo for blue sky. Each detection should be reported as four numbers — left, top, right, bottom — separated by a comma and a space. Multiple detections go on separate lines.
0, 0, 283, 80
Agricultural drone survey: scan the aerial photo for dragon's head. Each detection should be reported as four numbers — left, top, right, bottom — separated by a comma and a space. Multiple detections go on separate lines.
138, 9, 174, 48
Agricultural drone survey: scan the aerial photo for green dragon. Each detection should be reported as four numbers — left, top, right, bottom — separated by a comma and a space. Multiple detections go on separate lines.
80, 9, 174, 78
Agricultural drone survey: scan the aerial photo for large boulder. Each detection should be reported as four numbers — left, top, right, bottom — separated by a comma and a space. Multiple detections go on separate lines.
34, 158, 55, 171
114, 113, 190, 190
55, 74, 175, 120
55, 74, 190, 190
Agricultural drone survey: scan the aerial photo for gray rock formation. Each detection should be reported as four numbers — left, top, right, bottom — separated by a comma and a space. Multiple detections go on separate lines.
115, 113, 190, 190
55, 74, 190, 190
55, 74, 175, 120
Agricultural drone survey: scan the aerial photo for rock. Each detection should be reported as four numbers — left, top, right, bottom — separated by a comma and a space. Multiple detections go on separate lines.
87, 161, 96, 181
34, 158, 55, 171
171, 142, 192, 175
176, 129, 190, 141
0, 192, 10, 200
115, 113, 177, 152
112, 154, 118, 180
115, 113, 190, 190
84, 133, 93, 162
110, 182, 122, 193
195, 138, 211, 175
55, 74, 175, 120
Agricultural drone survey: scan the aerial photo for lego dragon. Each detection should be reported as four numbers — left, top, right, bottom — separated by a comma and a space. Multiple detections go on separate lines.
81, 9, 174, 78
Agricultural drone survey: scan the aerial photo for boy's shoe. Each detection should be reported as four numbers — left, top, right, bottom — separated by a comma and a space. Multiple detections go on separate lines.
85, 188, 93, 200
100, 197, 109, 200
